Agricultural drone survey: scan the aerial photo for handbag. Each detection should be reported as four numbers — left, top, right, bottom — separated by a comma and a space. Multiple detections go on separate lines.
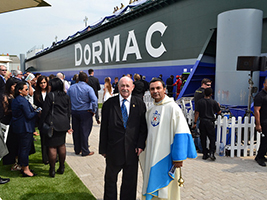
0, 129, 9, 159
0, 123, 10, 143
42, 92, 55, 138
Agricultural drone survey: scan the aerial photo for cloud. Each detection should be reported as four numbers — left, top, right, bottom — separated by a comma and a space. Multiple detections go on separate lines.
0, 0, 131, 56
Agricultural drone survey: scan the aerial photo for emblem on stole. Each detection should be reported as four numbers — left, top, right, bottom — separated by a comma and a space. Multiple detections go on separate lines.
151, 110, 160, 127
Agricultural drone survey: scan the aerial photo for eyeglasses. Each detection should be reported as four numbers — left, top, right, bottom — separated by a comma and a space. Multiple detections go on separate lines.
0, 69, 7, 71
205, 83, 211, 86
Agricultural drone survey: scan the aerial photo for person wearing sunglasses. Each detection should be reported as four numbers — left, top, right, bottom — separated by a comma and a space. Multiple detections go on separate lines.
0, 65, 10, 184
0, 65, 7, 95
193, 78, 212, 154
11, 82, 39, 177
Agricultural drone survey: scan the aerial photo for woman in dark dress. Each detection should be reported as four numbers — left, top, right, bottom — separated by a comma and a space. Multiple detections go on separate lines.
40, 78, 71, 177
1, 78, 20, 170
33, 75, 49, 164
12, 82, 39, 177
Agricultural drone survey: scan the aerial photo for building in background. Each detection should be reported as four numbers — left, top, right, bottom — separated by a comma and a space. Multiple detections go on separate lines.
0, 54, 20, 72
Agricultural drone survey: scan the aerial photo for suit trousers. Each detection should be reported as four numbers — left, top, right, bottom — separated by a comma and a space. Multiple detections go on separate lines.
199, 119, 216, 155
257, 123, 267, 159
71, 110, 93, 156
17, 132, 33, 167
167, 88, 173, 97
104, 160, 138, 200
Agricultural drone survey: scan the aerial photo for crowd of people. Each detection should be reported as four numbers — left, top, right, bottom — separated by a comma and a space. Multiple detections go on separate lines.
1, 64, 266, 199
0, 66, 74, 179
0, 68, 151, 180
0, 65, 197, 199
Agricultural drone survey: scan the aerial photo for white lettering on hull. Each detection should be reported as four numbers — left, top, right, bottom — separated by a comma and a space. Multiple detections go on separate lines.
74, 21, 167, 66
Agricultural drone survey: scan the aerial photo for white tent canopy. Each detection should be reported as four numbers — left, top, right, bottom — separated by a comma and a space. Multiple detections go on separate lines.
0, 0, 50, 14
0, 57, 12, 63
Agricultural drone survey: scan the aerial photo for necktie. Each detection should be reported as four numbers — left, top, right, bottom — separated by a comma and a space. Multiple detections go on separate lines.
121, 99, 128, 128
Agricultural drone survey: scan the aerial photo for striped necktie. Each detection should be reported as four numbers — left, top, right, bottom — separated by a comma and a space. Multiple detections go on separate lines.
121, 99, 128, 128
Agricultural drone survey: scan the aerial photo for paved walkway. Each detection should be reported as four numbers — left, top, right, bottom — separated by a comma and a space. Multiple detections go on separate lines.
65, 120, 267, 200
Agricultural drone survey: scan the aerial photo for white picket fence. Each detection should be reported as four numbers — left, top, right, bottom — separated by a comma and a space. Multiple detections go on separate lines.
215, 115, 260, 157
176, 98, 194, 126
143, 96, 260, 158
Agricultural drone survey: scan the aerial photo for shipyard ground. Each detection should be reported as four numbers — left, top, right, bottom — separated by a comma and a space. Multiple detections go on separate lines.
65, 118, 267, 200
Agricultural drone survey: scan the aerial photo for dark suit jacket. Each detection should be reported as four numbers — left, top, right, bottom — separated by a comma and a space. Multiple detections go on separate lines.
166, 77, 174, 90
0, 76, 5, 95
87, 76, 100, 98
11, 95, 38, 134
99, 95, 147, 165
39, 92, 71, 132
0, 77, 5, 120
132, 80, 145, 99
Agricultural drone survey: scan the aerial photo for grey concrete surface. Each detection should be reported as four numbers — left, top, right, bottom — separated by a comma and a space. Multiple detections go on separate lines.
65, 120, 267, 200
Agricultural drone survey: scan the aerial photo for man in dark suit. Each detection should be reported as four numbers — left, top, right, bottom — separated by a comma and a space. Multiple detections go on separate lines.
0, 65, 7, 95
87, 69, 101, 124
0, 70, 10, 183
166, 75, 174, 97
0, 65, 7, 128
99, 76, 147, 200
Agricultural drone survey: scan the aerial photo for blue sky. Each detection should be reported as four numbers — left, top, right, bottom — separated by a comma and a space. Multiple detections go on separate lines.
0, 0, 130, 57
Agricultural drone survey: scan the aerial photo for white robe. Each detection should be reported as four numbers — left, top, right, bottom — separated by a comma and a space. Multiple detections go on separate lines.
140, 96, 197, 200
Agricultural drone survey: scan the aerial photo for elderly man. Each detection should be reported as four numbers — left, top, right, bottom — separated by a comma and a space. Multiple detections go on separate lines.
99, 76, 147, 200
57, 72, 70, 93
0, 82, 10, 184
67, 72, 97, 156
0, 65, 7, 95
13, 70, 34, 104
13, 70, 24, 82
140, 78, 197, 200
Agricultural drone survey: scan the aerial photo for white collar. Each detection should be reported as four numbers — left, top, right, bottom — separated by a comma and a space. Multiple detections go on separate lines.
119, 94, 131, 102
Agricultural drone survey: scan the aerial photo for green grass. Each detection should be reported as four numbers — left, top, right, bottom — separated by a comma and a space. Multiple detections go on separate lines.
0, 135, 96, 200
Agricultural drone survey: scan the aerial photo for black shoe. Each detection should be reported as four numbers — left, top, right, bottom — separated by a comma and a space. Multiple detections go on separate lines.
49, 168, 55, 178
210, 153, 216, 161
202, 154, 210, 160
255, 157, 266, 167
0, 177, 10, 184
57, 166, 65, 174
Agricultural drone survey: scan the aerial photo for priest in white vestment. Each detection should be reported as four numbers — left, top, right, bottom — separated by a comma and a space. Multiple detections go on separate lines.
140, 78, 197, 200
